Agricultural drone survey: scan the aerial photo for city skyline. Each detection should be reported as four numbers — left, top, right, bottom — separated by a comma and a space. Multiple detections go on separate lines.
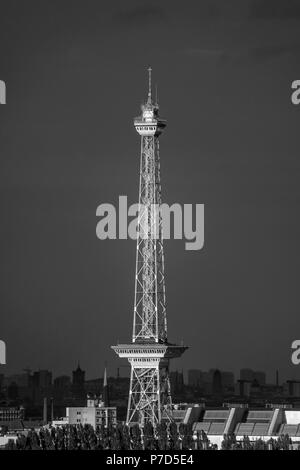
1, 0, 300, 381
0, 364, 294, 386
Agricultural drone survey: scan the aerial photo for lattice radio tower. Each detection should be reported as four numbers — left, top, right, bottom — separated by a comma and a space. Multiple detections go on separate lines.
112, 68, 187, 426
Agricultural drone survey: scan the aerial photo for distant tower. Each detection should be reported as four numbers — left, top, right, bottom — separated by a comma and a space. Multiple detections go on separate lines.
103, 366, 110, 407
50, 397, 54, 422
43, 397, 47, 424
112, 68, 187, 426
72, 362, 85, 405
72, 362, 85, 386
212, 369, 223, 397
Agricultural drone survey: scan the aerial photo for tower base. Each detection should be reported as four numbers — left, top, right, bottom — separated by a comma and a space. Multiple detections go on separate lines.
112, 343, 187, 426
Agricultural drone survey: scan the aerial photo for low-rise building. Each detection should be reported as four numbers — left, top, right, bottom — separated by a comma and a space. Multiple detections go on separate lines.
66, 395, 117, 429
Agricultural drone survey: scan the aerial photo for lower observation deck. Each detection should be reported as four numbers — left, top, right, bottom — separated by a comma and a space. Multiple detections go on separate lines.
111, 342, 188, 360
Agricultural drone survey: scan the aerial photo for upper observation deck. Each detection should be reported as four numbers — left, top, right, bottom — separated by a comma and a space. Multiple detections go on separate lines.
134, 67, 166, 136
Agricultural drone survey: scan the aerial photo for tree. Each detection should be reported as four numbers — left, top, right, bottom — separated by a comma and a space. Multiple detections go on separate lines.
241, 435, 252, 450
253, 438, 267, 450
156, 422, 168, 450
276, 434, 292, 450
221, 433, 237, 450
143, 422, 155, 450
168, 422, 179, 450
119, 424, 131, 450
6, 439, 16, 450
130, 424, 143, 450
179, 423, 193, 450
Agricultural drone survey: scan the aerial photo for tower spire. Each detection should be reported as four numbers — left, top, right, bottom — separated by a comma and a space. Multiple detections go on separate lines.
147, 66, 152, 104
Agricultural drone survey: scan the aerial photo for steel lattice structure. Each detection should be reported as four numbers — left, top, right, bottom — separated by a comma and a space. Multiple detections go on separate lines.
112, 68, 187, 426
133, 133, 167, 343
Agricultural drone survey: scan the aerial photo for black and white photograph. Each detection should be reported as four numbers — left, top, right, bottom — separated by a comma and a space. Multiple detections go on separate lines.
1, 0, 300, 455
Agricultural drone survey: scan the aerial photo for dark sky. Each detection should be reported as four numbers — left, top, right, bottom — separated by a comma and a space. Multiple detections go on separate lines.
1, 0, 300, 382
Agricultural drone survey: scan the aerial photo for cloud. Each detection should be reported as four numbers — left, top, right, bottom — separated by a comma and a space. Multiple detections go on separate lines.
195, 0, 300, 21
228, 43, 300, 64
245, 43, 300, 61
111, 0, 300, 30
184, 48, 225, 58
112, 5, 168, 27
183, 43, 300, 64
249, 0, 300, 19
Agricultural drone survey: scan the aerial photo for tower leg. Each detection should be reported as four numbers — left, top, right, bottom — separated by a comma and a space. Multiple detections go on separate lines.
126, 359, 175, 426
127, 365, 160, 426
